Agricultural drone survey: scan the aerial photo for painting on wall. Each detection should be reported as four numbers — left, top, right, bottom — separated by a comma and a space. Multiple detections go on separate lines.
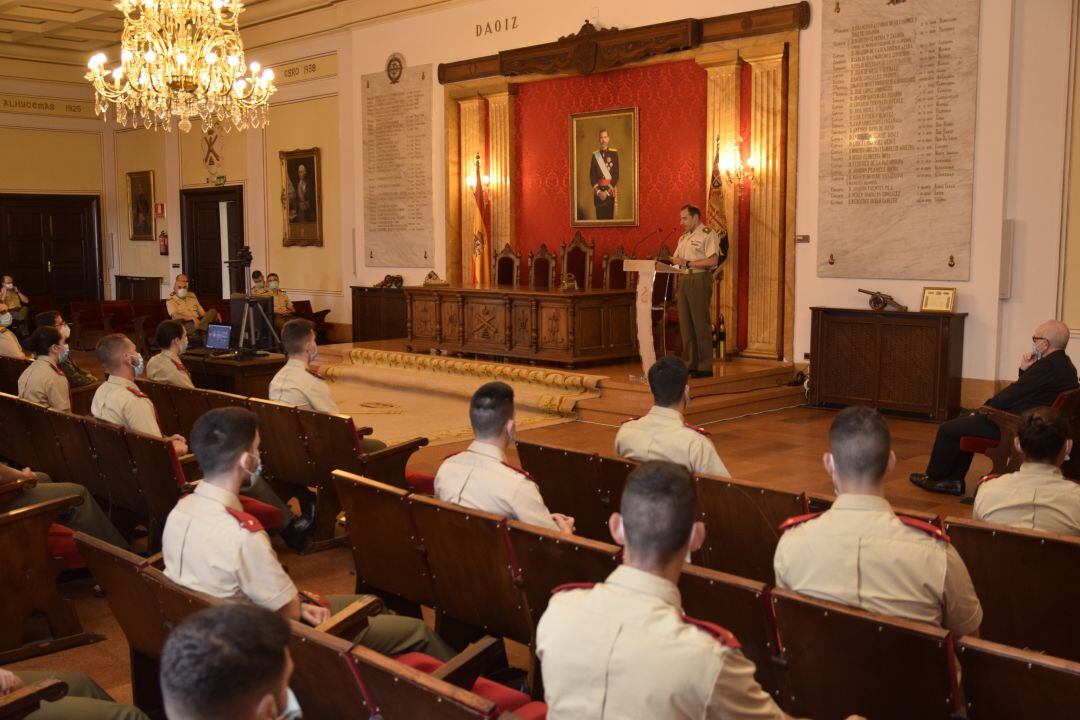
280, 147, 323, 247
127, 170, 155, 241
570, 107, 638, 227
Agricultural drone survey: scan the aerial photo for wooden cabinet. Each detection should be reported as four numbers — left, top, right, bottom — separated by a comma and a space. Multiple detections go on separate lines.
809, 307, 966, 421
351, 286, 407, 341
115, 275, 162, 300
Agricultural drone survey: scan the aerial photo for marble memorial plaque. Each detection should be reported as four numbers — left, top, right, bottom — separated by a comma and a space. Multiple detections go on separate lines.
362, 63, 435, 268
818, 0, 980, 280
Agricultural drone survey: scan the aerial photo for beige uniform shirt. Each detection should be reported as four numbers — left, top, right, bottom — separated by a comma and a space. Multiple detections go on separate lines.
774, 494, 983, 636
166, 292, 207, 321
615, 406, 730, 478
91, 375, 162, 437
0, 327, 24, 358
537, 565, 783, 720
269, 358, 338, 413
674, 225, 719, 274
974, 462, 1080, 536
435, 441, 559, 531
0, 287, 24, 309
146, 349, 195, 389
18, 356, 70, 412
269, 288, 294, 314
163, 482, 297, 611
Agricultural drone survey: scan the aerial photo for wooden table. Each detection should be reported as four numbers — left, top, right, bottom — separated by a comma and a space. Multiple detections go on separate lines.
181, 351, 287, 398
351, 286, 407, 341
404, 285, 637, 366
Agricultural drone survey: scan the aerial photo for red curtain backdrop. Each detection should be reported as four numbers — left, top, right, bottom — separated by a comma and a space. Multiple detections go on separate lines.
514, 60, 708, 286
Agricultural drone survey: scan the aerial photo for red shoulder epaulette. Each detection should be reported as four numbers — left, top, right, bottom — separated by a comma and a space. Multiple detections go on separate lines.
977, 473, 1001, 488
501, 461, 532, 479
224, 507, 264, 532
900, 516, 951, 543
779, 512, 822, 531
682, 616, 742, 649
551, 582, 595, 594
50, 363, 66, 377
684, 422, 710, 437
306, 368, 323, 379
172, 360, 190, 375
126, 386, 149, 399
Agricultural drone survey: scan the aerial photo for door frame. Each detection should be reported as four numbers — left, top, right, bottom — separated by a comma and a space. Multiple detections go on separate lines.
179, 185, 245, 297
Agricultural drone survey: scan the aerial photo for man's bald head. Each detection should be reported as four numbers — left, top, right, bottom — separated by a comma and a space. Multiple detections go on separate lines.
1036, 320, 1070, 351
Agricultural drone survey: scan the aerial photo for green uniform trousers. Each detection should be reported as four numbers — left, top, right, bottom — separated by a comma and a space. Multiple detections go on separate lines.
677, 272, 714, 373
240, 476, 294, 528
327, 594, 455, 662
6, 473, 129, 550
60, 356, 98, 388
12, 670, 147, 720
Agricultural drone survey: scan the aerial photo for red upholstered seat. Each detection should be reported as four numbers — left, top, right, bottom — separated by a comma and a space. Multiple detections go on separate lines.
405, 470, 436, 496
959, 436, 999, 454
511, 702, 548, 720
49, 524, 86, 570
395, 652, 532, 715
238, 496, 285, 531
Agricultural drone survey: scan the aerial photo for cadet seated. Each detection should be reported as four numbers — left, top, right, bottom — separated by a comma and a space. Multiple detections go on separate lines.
35, 311, 97, 387
18, 326, 71, 412
435, 381, 575, 534
615, 356, 730, 477
974, 406, 1080, 535
146, 320, 195, 389
0, 302, 25, 358
166, 274, 218, 339
775, 406, 983, 637
0, 666, 146, 720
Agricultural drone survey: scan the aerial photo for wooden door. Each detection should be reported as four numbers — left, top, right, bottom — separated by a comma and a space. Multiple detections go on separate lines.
180, 186, 244, 300
0, 195, 103, 303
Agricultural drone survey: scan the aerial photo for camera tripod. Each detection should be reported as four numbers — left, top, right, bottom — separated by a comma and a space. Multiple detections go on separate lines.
236, 295, 280, 356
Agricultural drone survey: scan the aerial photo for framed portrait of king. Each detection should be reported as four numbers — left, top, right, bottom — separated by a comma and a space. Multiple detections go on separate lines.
570, 107, 638, 227
280, 147, 323, 247
126, 170, 155, 241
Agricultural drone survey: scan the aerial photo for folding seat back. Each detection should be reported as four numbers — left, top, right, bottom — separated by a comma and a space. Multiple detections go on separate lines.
332, 471, 436, 609
0, 392, 39, 469
20, 400, 67, 483
506, 519, 620, 629
771, 588, 957, 720
297, 410, 368, 477
594, 454, 635, 517
958, 636, 1080, 720
807, 492, 942, 526
516, 440, 608, 540
693, 474, 807, 583
100, 300, 136, 334
82, 418, 147, 516
45, 409, 107, 498
0, 356, 31, 395
135, 378, 181, 437
201, 388, 249, 411
360, 437, 430, 490
245, 398, 312, 486
945, 516, 1080, 662
407, 493, 532, 644
679, 564, 778, 697
140, 564, 217, 630
168, 384, 211, 438
123, 429, 186, 542
348, 642, 500, 719
287, 622, 381, 718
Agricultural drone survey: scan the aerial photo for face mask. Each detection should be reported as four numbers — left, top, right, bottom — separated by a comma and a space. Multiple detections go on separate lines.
131, 353, 145, 376
176, 288, 188, 299
243, 452, 263, 489
58, 345, 70, 363
277, 688, 302, 720
0, 313, 10, 327
269, 281, 280, 290
59, 323, 71, 340
309, 347, 318, 363
179, 337, 189, 354
3, 283, 12, 290
254, 280, 264, 288
1031, 344, 1043, 361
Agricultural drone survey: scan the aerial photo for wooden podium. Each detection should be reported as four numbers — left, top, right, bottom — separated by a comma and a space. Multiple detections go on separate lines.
624, 259, 687, 377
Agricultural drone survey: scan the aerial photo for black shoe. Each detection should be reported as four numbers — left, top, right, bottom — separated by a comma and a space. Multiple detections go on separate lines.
280, 518, 312, 553
909, 473, 964, 496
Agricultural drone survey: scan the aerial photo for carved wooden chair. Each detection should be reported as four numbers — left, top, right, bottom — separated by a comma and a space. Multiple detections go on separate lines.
492, 244, 522, 288
602, 245, 631, 290
528, 244, 557, 291
962, 387, 1080, 477
560, 232, 595, 291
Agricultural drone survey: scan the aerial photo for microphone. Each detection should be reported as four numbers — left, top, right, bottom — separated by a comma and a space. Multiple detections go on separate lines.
631, 228, 662, 258
658, 226, 680, 258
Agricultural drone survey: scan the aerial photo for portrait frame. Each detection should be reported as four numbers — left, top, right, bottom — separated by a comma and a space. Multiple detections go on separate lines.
570, 107, 639, 227
920, 286, 957, 313
126, 170, 155, 241
280, 147, 323, 247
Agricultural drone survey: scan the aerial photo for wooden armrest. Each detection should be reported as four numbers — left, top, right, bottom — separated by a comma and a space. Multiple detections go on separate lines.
315, 595, 384, 639
431, 636, 506, 689
312, 309, 331, 323
976, 405, 1021, 429
362, 436, 430, 463
178, 454, 198, 467
355, 425, 374, 438
0, 678, 68, 718
0, 477, 36, 508
144, 552, 165, 569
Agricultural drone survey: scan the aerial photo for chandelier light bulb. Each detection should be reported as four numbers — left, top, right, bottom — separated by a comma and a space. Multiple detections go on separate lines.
111, 67, 124, 80
227, 54, 239, 66
121, 49, 133, 64
206, 51, 218, 64
261, 68, 274, 81
249, 61, 260, 73
176, 51, 188, 64
145, 50, 156, 62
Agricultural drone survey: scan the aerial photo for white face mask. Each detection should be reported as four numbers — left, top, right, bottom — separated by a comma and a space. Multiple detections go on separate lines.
59, 322, 71, 340
3, 283, 12, 290
269, 281, 280, 290
176, 288, 188, 299
277, 688, 302, 720
0, 313, 10, 327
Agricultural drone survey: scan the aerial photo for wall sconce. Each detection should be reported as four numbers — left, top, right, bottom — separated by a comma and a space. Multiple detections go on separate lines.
465, 152, 491, 192
718, 136, 756, 192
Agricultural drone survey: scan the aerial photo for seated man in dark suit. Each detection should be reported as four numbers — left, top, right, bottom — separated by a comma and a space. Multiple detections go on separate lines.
911, 320, 1079, 495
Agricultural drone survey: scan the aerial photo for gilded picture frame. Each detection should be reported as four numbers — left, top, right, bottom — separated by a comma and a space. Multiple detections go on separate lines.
280, 147, 323, 247
921, 286, 957, 313
127, 170, 155, 241
570, 107, 639, 227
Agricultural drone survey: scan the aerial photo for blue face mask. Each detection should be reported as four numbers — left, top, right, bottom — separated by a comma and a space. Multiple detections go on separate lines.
131, 353, 145, 377
244, 452, 263, 489
309, 347, 318, 363
1032, 344, 1043, 361
59, 345, 70, 363
0, 313, 10, 327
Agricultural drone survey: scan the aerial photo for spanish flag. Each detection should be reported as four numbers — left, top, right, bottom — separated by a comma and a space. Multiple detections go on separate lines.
471, 160, 491, 286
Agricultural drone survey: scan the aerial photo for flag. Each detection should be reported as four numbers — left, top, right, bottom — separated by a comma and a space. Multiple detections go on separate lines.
706, 147, 730, 262
471, 160, 491, 286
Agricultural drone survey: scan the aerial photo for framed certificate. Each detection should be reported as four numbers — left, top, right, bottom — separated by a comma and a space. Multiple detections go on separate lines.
921, 287, 957, 313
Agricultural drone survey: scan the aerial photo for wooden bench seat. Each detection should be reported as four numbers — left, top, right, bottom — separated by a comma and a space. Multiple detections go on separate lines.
958, 636, 1080, 719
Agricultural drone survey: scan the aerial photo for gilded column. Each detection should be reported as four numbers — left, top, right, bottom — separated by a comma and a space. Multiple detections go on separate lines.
485, 87, 517, 254
697, 51, 742, 356
742, 44, 788, 359
458, 96, 488, 287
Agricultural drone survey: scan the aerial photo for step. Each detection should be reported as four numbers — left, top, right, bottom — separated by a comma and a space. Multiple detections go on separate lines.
576, 384, 806, 426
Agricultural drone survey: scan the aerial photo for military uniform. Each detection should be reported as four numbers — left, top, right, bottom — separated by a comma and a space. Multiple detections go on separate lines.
1, 286, 29, 334
588, 148, 620, 220
615, 406, 730, 478
774, 494, 983, 636
166, 291, 218, 334
674, 224, 719, 374
60, 355, 97, 388
973, 462, 1080, 535
9, 669, 147, 720
18, 356, 70, 412
536, 565, 783, 720
162, 482, 454, 660
146, 349, 195, 389
268, 288, 295, 332
3, 470, 128, 549
435, 442, 560, 530
0, 326, 24, 358
91, 375, 161, 436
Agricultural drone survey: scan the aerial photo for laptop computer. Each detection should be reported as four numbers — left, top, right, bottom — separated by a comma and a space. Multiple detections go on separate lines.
205, 323, 232, 352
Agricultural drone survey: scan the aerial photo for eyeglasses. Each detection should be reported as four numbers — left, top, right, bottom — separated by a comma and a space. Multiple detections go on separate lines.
1032, 336, 1048, 344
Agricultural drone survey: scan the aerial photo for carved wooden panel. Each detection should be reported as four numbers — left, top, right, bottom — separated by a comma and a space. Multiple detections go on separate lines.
465, 300, 506, 347
817, 319, 877, 402
878, 324, 938, 410
539, 305, 569, 350
441, 297, 461, 343
411, 298, 439, 340
512, 301, 533, 350
608, 301, 636, 351
576, 305, 605, 352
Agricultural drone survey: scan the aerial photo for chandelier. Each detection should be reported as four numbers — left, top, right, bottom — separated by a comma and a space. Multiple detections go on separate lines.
85, 0, 276, 133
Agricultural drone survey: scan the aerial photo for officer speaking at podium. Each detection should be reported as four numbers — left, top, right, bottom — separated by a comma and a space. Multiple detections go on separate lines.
670, 204, 721, 379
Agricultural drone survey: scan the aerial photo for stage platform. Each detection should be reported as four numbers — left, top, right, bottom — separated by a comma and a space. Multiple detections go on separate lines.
316, 339, 807, 428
